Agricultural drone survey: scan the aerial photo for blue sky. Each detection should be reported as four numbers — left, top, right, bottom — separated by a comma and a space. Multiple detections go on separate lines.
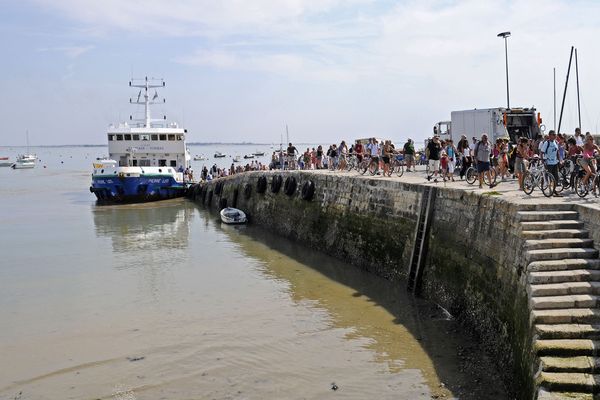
1, 0, 599, 145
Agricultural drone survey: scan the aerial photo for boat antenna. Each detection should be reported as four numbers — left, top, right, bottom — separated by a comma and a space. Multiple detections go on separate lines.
575, 48, 582, 131
557, 46, 574, 136
129, 76, 166, 127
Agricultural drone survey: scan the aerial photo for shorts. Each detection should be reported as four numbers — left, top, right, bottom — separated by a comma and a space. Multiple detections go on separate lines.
382, 156, 390, 164
578, 158, 591, 168
515, 158, 525, 173
477, 161, 490, 173
428, 159, 440, 171
405, 154, 415, 163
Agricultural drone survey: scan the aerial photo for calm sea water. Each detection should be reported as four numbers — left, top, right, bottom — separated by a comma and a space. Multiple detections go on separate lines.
0, 146, 507, 399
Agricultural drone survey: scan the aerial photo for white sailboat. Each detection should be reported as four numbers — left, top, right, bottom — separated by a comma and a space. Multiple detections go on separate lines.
11, 131, 36, 169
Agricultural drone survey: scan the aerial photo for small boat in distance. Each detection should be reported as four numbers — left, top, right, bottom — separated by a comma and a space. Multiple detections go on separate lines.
220, 207, 247, 224
252, 151, 265, 156
244, 154, 254, 159
11, 130, 36, 169
214, 152, 226, 158
0, 157, 12, 167
193, 155, 207, 161
11, 154, 36, 169
233, 155, 241, 163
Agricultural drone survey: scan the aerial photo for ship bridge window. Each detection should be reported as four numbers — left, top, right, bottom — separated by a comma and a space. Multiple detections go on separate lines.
159, 134, 167, 140
124, 134, 132, 140
116, 134, 123, 141
141, 134, 150, 141
158, 159, 167, 166
139, 159, 151, 166
132, 134, 140, 141
177, 135, 183, 140
108, 134, 114, 141
170, 160, 177, 167
168, 134, 175, 141
151, 134, 158, 140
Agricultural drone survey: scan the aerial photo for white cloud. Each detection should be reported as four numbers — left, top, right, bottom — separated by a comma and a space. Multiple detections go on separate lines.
37, 45, 94, 58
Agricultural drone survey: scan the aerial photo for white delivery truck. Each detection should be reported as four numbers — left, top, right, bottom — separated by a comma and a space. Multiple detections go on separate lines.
434, 107, 545, 144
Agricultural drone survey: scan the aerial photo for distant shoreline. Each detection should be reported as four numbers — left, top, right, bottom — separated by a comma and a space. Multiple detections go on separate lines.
0, 142, 318, 148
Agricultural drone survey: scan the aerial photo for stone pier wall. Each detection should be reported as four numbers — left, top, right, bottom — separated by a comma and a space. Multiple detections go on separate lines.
187, 171, 536, 397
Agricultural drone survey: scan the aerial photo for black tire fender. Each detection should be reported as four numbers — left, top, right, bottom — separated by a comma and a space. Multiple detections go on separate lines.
271, 175, 283, 193
256, 176, 267, 193
284, 176, 297, 196
214, 180, 223, 195
301, 180, 315, 201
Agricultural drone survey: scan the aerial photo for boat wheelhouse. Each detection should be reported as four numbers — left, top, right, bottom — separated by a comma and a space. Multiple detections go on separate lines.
90, 77, 192, 203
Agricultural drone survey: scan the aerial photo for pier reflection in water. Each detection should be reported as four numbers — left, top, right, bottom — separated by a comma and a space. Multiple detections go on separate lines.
0, 190, 506, 399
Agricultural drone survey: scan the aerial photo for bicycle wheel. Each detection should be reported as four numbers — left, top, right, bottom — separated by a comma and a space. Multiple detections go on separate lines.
395, 162, 404, 177
359, 160, 368, 175
368, 162, 378, 176
523, 172, 535, 195
558, 167, 570, 190
575, 175, 588, 198
465, 167, 477, 184
540, 172, 556, 198
484, 168, 497, 186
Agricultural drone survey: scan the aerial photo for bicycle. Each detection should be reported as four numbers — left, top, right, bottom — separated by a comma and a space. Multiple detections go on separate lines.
522, 159, 556, 197
390, 155, 404, 177
465, 164, 497, 186
574, 156, 600, 198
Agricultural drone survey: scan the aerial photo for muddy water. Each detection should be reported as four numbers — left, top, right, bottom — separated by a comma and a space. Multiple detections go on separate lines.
0, 150, 507, 399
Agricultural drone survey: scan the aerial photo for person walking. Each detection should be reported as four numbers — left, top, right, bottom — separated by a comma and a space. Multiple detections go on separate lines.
474, 134, 494, 189
426, 136, 442, 182
445, 139, 457, 181
403, 139, 415, 172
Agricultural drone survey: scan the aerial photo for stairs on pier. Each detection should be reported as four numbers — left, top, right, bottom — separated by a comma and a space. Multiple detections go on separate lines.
520, 207, 600, 398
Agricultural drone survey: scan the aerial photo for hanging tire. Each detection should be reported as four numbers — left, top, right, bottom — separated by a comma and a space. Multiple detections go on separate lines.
284, 176, 297, 196
271, 175, 283, 193
256, 176, 267, 193
301, 180, 315, 201
244, 183, 252, 199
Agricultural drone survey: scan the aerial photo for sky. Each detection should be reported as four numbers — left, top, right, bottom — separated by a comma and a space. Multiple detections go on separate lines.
0, 0, 599, 145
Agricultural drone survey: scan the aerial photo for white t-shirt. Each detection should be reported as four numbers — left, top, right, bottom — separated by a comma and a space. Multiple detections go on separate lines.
576, 135, 584, 146
367, 143, 380, 156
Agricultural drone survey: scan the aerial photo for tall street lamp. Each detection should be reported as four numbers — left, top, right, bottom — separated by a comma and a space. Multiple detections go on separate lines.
497, 31, 511, 109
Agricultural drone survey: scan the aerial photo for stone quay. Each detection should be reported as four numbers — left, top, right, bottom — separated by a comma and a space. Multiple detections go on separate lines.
187, 169, 600, 400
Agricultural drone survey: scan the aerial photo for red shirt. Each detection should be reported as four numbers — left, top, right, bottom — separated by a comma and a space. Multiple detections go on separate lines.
354, 143, 363, 154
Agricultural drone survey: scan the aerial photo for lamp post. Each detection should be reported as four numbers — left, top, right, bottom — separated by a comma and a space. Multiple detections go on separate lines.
497, 31, 511, 109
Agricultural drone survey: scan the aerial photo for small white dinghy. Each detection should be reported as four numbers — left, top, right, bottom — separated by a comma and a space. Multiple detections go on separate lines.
220, 207, 247, 224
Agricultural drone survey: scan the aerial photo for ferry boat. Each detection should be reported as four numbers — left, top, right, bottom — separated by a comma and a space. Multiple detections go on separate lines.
90, 77, 191, 203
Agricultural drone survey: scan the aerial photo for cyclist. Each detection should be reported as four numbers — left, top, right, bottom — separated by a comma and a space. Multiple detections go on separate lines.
540, 130, 562, 196
354, 140, 364, 164
581, 136, 600, 186
338, 140, 348, 170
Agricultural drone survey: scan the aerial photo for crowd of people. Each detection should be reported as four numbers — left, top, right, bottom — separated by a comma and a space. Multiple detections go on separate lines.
194, 130, 600, 198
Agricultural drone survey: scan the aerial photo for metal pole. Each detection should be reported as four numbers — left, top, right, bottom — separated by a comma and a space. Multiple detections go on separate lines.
504, 37, 510, 109
575, 48, 582, 131
553, 67, 556, 132
557, 46, 575, 136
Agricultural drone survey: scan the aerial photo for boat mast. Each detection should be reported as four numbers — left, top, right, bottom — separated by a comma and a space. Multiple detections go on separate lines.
575, 48, 582, 131
553, 67, 556, 132
557, 46, 574, 136
129, 76, 166, 127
